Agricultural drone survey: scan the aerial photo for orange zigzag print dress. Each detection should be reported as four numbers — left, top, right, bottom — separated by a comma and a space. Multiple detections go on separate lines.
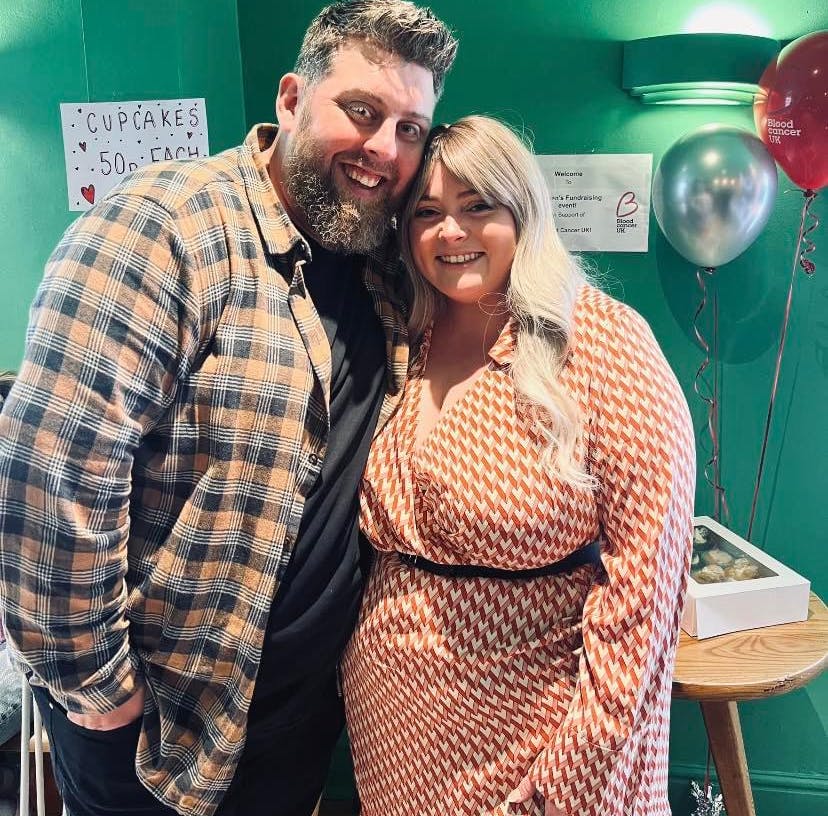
342, 284, 696, 816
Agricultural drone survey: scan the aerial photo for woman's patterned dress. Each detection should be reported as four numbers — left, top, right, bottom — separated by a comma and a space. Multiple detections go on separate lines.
342, 284, 696, 816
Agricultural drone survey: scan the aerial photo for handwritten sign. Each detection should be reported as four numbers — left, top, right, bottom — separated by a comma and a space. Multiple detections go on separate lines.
537, 154, 652, 252
60, 98, 209, 212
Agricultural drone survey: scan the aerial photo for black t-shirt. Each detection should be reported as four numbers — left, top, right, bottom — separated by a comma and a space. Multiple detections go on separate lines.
253, 238, 386, 696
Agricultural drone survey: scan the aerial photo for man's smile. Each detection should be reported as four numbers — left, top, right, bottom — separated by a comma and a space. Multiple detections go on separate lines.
342, 162, 386, 189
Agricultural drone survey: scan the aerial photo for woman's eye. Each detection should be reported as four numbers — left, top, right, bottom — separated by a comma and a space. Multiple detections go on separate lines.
414, 207, 439, 218
469, 201, 494, 213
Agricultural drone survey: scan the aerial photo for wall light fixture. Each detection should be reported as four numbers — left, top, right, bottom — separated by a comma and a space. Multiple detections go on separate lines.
622, 33, 779, 105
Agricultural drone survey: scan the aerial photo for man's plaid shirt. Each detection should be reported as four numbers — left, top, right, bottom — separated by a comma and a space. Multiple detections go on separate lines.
0, 125, 408, 815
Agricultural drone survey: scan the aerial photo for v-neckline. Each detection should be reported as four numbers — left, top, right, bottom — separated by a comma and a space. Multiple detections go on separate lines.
409, 324, 493, 459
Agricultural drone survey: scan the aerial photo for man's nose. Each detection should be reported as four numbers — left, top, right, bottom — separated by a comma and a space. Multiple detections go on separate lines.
364, 119, 398, 163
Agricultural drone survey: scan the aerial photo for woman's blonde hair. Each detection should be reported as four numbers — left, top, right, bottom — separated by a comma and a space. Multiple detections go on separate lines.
400, 115, 593, 488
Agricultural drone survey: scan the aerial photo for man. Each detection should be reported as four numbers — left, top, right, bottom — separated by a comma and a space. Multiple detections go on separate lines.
0, 2, 456, 814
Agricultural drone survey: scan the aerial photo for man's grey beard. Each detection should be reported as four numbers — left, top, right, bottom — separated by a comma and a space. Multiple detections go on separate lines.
283, 132, 399, 255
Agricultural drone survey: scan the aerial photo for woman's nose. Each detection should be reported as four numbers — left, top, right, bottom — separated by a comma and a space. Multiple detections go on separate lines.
438, 215, 466, 240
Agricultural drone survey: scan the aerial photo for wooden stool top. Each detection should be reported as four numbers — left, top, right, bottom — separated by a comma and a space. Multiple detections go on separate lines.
672, 592, 828, 701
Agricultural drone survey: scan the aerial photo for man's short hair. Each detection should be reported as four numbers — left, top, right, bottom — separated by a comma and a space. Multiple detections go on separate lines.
295, 0, 458, 99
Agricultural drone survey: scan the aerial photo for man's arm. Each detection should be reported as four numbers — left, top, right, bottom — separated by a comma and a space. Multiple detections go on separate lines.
0, 192, 201, 716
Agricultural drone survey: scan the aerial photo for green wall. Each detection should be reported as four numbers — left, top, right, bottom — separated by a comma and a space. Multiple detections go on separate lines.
238, 1, 827, 812
0, 0, 246, 370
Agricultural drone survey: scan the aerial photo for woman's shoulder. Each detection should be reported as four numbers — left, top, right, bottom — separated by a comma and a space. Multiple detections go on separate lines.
573, 282, 656, 349
569, 281, 688, 406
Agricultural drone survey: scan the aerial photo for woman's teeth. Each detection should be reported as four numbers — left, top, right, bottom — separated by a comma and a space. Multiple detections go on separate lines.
438, 253, 483, 264
344, 165, 382, 188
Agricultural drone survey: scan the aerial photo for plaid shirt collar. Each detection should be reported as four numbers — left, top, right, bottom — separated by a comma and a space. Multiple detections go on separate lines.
241, 124, 309, 262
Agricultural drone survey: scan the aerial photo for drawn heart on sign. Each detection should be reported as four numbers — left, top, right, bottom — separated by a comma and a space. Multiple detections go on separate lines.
79, 142, 87, 152
616, 191, 638, 218
81, 184, 95, 205
187, 132, 193, 139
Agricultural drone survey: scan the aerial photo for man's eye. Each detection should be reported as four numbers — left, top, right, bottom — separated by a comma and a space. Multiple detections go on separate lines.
399, 122, 423, 141
345, 102, 373, 121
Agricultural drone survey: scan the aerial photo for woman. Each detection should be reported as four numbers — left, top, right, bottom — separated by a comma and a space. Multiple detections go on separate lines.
342, 116, 695, 816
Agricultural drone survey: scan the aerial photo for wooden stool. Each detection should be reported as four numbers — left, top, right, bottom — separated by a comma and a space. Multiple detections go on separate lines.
672, 592, 828, 816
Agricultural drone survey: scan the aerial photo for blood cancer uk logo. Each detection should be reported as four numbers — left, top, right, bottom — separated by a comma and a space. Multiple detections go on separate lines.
616, 191, 639, 219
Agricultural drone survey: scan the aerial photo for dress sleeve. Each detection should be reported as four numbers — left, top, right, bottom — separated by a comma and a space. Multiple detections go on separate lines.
529, 304, 695, 813
0, 193, 203, 714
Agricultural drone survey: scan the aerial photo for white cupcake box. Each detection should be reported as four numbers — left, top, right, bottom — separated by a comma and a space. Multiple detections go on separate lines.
681, 516, 811, 639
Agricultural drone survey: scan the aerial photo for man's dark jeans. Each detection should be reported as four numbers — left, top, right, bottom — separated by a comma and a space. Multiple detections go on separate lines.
33, 669, 343, 816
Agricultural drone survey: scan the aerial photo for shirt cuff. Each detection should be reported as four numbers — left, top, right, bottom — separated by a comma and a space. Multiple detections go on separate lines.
55, 648, 142, 715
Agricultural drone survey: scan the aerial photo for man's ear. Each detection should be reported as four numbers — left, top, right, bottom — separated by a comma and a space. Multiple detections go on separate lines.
275, 73, 304, 134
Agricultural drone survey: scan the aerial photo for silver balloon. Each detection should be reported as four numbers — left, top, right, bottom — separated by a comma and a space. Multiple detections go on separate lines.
652, 124, 778, 267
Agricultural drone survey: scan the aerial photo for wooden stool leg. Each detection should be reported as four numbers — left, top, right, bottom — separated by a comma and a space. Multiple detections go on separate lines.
699, 701, 755, 816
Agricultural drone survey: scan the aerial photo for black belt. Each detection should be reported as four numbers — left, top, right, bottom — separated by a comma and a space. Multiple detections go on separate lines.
397, 539, 601, 580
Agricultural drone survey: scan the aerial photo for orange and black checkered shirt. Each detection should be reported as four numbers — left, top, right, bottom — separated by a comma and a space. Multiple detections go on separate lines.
0, 125, 409, 815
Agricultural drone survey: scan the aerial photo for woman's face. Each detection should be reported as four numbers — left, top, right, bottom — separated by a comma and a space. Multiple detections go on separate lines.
408, 162, 517, 306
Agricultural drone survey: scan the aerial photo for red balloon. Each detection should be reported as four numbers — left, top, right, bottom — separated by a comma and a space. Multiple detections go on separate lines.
754, 31, 828, 191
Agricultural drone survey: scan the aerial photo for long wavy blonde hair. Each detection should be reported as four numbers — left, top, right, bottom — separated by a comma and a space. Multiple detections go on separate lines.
400, 115, 594, 488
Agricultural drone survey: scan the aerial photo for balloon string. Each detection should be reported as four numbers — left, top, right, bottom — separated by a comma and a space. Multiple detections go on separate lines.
747, 189, 818, 541
712, 287, 725, 523
693, 266, 729, 521
799, 189, 819, 275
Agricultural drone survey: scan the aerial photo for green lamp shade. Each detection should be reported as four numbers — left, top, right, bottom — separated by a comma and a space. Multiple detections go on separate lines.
622, 33, 780, 105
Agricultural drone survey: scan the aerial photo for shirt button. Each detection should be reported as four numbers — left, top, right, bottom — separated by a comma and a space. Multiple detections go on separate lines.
308, 453, 323, 467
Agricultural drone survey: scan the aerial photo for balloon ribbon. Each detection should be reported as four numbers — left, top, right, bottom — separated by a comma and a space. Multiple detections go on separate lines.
693, 266, 728, 522
747, 189, 819, 540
